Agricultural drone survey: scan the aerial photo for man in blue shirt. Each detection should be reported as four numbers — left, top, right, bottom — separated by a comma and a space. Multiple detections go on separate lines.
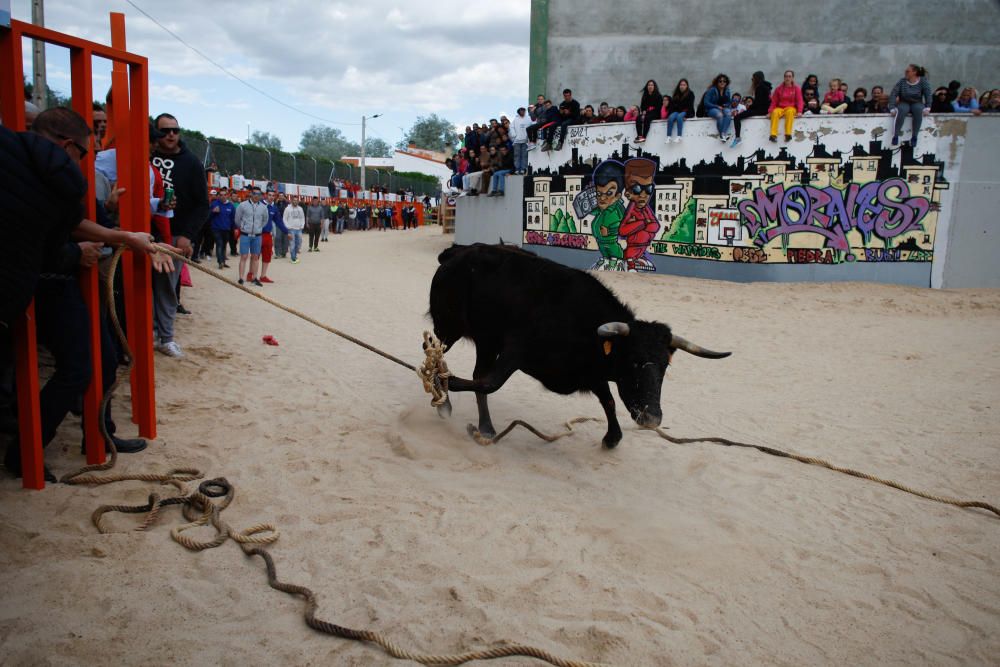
209, 187, 236, 269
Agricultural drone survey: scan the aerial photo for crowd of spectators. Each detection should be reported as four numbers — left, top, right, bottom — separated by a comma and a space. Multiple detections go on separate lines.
445, 67, 999, 190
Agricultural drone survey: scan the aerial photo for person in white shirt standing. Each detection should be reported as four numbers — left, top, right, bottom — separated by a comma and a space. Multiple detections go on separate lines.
282, 196, 306, 264
510, 107, 531, 175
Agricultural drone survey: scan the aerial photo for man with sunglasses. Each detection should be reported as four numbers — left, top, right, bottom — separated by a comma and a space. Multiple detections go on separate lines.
618, 158, 660, 273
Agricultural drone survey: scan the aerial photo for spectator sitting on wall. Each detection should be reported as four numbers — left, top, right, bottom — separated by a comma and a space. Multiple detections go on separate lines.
840, 81, 850, 98
982, 90, 1000, 113
951, 87, 982, 115
888, 63, 932, 148
946, 80, 961, 103
666, 78, 695, 142
846, 87, 869, 114
534, 99, 561, 151
730, 70, 771, 147
768, 69, 803, 143
660, 94, 671, 121
614, 106, 627, 122
582, 105, 601, 124
623, 105, 639, 122
801, 73, 820, 101
634, 79, 662, 144
549, 88, 581, 152
730, 93, 745, 114
487, 145, 514, 197
867, 86, 888, 113
930, 87, 953, 113
703, 73, 734, 143
529, 94, 545, 121
804, 97, 821, 115
598, 102, 614, 122
802, 88, 818, 112
821, 78, 848, 114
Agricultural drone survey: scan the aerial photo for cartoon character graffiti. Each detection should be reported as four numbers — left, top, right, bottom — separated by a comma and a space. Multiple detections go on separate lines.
619, 158, 660, 272
574, 160, 627, 270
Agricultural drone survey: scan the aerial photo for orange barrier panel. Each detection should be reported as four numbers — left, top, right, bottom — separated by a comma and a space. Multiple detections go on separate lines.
1, 15, 153, 487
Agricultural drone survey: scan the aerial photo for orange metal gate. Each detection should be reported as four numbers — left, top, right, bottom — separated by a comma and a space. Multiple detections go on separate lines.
1, 14, 155, 489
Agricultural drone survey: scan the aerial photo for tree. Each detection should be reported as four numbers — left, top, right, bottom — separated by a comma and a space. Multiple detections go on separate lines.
363, 137, 393, 158
299, 124, 358, 161
249, 130, 282, 151
399, 114, 459, 153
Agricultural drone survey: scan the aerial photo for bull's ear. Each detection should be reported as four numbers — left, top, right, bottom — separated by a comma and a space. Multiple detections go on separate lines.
597, 322, 630, 338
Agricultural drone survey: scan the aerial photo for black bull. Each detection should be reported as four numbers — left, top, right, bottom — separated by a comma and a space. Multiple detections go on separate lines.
429, 244, 730, 448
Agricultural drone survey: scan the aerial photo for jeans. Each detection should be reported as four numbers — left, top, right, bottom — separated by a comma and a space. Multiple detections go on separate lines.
666, 112, 686, 137
273, 227, 288, 258
513, 142, 528, 172
707, 108, 732, 136
288, 229, 303, 260
489, 169, 511, 193
213, 230, 229, 265
336, 217, 345, 233
732, 108, 762, 138
893, 102, 925, 143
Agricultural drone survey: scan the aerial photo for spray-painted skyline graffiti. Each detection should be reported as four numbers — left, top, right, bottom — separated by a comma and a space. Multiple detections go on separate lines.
523, 127, 947, 270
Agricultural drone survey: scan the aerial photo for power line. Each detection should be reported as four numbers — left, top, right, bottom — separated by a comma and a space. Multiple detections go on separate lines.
123, 0, 360, 127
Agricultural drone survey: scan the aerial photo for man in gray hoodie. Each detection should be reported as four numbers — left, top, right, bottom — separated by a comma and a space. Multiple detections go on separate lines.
305, 196, 325, 252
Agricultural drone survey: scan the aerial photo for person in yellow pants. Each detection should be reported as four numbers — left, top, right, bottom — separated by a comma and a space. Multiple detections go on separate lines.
767, 70, 804, 142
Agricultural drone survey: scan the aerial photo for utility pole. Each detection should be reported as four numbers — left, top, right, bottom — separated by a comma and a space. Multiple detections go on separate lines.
31, 0, 46, 110
360, 113, 381, 192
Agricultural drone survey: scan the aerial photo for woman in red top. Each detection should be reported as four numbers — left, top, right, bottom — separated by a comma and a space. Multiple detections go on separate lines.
768, 70, 804, 142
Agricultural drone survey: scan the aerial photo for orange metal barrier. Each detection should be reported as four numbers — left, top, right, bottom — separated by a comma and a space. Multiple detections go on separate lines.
0, 14, 153, 489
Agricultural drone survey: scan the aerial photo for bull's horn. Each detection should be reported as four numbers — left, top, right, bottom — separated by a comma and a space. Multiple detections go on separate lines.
671, 334, 731, 359
597, 322, 631, 337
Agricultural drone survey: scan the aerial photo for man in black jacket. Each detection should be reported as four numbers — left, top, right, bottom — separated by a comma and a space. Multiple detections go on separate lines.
151, 112, 210, 356
551, 88, 581, 151
1, 108, 168, 479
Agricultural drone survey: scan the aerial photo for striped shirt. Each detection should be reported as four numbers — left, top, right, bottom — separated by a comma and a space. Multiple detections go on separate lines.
889, 77, 932, 109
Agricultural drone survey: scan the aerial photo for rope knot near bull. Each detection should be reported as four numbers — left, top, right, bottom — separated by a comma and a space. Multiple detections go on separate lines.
419, 331, 451, 408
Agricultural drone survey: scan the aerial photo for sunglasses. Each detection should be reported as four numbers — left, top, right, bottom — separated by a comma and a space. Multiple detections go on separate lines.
629, 183, 654, 195
60, 135, 88, 159
160, 127, 181, 135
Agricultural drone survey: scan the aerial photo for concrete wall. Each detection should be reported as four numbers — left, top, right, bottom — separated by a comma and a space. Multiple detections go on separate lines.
536, 0, 1000, 107
453, 115, 1000, 288
455, 176, 526, 246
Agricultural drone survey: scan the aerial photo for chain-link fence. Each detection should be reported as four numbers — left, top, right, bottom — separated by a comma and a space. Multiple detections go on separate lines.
185, 135, 438, 196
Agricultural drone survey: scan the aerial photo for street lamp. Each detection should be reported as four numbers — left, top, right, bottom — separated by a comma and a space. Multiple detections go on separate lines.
361, 113, 381, 193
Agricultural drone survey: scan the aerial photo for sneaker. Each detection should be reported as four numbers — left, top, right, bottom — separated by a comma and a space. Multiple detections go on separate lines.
527, 143, 539, 152
218, 263, 225, 270
176, 304, 191, 315
635, 136, 645, 143
111, 436, 147, 454
784, 134, 792, 142
252, 279, 264, 286
719, 135, 728, 143
891, 135, 899, 146
769, 135, 777, 143
157, 340, 183, 358
238, 278, 244, 285
291, 259, 300, 265
675, 136, 682, 143
730, 136, 742, 148
260, 276, 274, 283
222, 262, 230, 268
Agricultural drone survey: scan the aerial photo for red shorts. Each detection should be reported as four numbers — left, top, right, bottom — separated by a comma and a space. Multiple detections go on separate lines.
261, 232, 273, 263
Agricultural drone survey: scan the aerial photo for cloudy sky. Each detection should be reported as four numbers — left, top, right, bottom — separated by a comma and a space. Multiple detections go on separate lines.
12, 0, 531, 151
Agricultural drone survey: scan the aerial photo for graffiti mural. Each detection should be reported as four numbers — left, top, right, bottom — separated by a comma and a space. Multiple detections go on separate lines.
522, 118, 950, 270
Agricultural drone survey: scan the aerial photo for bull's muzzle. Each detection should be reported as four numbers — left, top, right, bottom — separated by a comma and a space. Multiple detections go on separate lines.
634, 406, 662, 429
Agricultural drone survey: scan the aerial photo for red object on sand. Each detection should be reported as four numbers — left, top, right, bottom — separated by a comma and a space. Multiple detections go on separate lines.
262, 335, 279, 346
180, 263, 193, 287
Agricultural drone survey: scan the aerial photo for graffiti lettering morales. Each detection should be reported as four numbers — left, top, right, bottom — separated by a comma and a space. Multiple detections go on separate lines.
738, 179, 931, 249
525, 231, 589, 249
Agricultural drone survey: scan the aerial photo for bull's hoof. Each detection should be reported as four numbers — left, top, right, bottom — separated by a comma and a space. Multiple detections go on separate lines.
467, 424, 495, 446
435, 397, 452, 419
602, 433, 622, 449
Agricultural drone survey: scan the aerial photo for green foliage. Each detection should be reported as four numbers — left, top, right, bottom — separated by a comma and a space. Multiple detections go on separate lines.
299, 124, 358, 161
393, 171, 439, 185
250, 130, 282, 151
399, 114, 459, 153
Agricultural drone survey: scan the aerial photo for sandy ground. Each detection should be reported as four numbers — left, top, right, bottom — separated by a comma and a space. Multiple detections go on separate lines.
1, 225, 999, 666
